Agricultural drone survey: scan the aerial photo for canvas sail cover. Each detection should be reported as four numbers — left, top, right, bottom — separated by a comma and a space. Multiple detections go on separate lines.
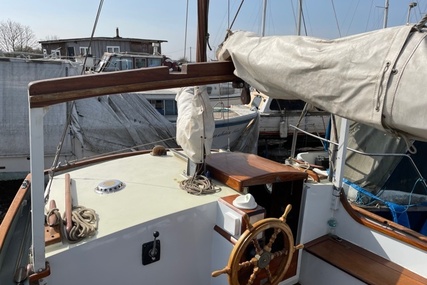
175, 86, 215, 163
217, 25, 427, 142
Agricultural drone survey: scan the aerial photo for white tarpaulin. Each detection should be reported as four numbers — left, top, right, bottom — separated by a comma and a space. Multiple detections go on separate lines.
217, 25, 427, 142
71, 93, 178, 154
0, 58, 81, 157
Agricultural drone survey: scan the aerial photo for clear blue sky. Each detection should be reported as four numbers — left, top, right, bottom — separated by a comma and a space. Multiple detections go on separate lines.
2, 0, 426, 60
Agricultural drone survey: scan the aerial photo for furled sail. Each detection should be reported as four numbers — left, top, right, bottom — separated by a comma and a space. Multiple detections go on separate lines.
175, 86, 215, 163
217, 25, 427, 142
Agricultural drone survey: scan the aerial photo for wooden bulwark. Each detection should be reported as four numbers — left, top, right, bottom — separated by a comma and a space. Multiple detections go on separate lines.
29, 61, 238, 108
305, 235, 427, 285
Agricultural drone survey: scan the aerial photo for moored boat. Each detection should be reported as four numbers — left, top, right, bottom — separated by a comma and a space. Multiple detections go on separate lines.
1, 1, 427, 285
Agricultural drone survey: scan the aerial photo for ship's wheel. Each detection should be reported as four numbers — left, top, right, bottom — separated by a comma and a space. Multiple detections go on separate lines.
212, 204, 303, 285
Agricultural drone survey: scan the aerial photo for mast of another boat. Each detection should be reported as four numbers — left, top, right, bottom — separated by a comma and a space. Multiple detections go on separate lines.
383, 0, 389, 28
297, 0, 303, 36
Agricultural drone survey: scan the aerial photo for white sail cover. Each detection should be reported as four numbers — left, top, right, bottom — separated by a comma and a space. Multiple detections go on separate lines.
176, 86, 215, 163
217, 25, 427, 142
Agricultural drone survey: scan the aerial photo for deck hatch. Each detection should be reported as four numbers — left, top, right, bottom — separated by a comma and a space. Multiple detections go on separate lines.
95, 179, 126, 194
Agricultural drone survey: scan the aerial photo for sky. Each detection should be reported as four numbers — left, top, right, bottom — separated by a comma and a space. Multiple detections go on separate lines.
2, 0, 426, 60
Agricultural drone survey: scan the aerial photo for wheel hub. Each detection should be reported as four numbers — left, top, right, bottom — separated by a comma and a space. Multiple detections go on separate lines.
257, 251, 272, 269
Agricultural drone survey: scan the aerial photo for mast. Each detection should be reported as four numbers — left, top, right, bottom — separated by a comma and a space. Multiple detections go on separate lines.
261, 0, 267, 36
184, 0, 189, 60
383, 0, 389, 28
196, 0, 209, 62
297, 0, 303, 35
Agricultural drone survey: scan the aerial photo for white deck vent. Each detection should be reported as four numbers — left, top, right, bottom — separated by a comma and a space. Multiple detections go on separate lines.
95, 179, 126, 194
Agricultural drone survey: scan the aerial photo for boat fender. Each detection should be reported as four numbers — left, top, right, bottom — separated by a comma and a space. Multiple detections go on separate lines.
279, 120, 288, 138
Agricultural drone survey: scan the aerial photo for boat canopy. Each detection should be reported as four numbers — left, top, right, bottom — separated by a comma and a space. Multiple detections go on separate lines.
217, 25, 427, 142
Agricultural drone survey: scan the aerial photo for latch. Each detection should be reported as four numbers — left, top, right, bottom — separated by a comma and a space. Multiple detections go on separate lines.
142, 231, 161, 265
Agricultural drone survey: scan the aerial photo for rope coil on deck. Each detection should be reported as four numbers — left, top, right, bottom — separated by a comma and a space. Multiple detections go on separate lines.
64, 206, 98, 242
179, 175, 221, 195
46, 205, 98, 243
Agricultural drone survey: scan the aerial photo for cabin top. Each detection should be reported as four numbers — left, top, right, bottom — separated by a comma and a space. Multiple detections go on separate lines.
206, 152, 308, 192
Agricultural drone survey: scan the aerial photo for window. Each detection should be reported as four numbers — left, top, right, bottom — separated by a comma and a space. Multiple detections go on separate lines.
51, 49, 61, 58
164, 100, 177, 116
135, 58, 147, 68
119, 58, 133, 70
79, 47, 91, 56
147, 58, 162, 67
107, 46, 120, 53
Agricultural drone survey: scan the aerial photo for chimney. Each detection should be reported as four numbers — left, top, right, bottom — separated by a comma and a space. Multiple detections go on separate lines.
116, 27, 120, 38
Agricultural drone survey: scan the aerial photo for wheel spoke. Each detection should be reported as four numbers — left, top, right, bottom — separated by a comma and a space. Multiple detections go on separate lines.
265, 265, 274, 282
247, 267, 259, 285
251, 236, 263, 254
271, 249, 287, 260
264, 228, 281, 252
238, 257, 258, 270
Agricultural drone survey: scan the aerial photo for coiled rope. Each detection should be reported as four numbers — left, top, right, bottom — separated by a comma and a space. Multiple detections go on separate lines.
179, 174, 221, 195
46, 206, 98, 243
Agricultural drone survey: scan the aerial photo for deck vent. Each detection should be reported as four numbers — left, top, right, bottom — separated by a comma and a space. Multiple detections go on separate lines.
95, 179, 126, 194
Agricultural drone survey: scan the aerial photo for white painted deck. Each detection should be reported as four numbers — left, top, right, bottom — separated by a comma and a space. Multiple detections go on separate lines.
45, 151, 239, 257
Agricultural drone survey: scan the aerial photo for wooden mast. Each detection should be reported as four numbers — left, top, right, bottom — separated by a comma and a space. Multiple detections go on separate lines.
196, 0, 209, 62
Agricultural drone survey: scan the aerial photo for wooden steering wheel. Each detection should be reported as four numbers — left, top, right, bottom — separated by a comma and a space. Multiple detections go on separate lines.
212, 204, 303, 285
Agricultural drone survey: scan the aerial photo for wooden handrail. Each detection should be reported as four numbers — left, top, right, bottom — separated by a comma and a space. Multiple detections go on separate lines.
340, 192, 427, 251
29, 61, 237, 108
0, 174, 31, 250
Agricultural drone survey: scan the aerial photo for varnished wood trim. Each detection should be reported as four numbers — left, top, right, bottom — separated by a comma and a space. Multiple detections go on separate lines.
206, 152, 307, 192
350, 203, 427, 242
214, 225, 237, 245
305, 235, 427, 285
29, 61, 237, 108
47, 149, 157, 174
340, 191, 427, 251
64, 174, 72, 234
28, 261, 51, 283
0, 174, 31, 250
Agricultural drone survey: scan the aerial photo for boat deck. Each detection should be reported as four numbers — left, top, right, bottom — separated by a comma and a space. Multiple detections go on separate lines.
45, 151, 238, 256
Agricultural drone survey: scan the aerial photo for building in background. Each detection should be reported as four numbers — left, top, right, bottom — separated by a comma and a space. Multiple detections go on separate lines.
39, 28, 166, 70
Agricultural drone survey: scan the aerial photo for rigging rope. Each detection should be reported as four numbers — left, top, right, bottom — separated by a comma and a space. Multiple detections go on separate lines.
46, 0, 105, 202
416, 13, 427, 30
229, 0, 245, 30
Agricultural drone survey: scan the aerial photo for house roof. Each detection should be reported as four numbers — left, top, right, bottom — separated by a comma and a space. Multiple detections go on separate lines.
39, 37, 168, 44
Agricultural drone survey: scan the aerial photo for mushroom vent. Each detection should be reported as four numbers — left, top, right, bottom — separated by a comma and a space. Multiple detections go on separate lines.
95, 179, 126, 194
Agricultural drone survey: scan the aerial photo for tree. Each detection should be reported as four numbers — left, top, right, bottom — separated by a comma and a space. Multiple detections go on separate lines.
0, 19, 39, 52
